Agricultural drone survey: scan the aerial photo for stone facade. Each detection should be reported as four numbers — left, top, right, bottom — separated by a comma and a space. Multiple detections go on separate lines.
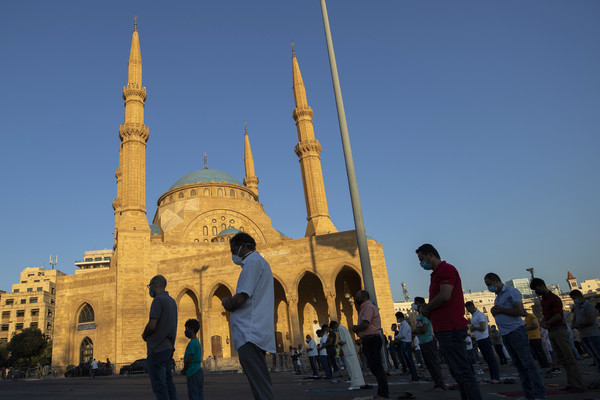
51, 24, 395, 369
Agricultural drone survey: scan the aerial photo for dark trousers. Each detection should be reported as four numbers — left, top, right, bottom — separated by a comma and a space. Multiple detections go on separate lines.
400, 341, 419, 381
436, 328, 482, 400
395, 342, 408, 372
320, 354, 332, 378
186, 368, 204, 400
502, 326, 546, 400
529, 338, 549, 369
148, 349, 177, 400
308, 355, 319, 376
549, 326, 584, 389
361, 334, 388, 398
420, 340, 445, 388
582, 335, 600, 375
327, 349, 339, 376
476, 337, 500, 381
493, 344, 508, 364
238, 342, 275, 400
389, 347, 400, 370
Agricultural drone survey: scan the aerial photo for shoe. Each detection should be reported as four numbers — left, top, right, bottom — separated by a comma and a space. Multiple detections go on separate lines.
360, 384, 372, 389
348, 386, 361, 390
342, 379, 351, 383
330, 378, 339, 383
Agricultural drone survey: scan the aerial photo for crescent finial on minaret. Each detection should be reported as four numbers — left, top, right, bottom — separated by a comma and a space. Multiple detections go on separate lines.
291, 40, 295, 57
204, 153, 207, 169
133, 15, 138, 31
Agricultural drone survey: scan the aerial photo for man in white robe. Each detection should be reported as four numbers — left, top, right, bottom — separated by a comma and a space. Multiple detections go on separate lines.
330, 321, 365, 390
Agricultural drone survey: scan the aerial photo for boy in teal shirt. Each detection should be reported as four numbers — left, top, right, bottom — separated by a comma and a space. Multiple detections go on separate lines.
181, 319, 203, 400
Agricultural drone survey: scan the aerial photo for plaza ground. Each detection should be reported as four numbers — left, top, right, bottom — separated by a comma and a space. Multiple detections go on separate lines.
1, 359, 598, 399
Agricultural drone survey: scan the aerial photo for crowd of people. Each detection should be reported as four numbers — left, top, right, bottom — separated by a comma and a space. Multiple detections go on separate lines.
140, 235, 599, 400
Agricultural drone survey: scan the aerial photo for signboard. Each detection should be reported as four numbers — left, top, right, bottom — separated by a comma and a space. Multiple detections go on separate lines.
78, 323, 96, 331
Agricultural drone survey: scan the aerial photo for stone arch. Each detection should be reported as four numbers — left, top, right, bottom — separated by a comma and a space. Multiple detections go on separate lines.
208, 284, 233, 358
333, 266, 363, 330
78, 303, 95, 324
175, 289, 201, 362
79, 336, 93, 364
273, 278, 290, 353
297, 272, 328, 340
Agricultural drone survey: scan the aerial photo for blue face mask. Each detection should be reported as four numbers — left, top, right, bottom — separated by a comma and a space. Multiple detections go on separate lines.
411, 304, 419, 311
420, 260, 433, 270
487, 285, 497, 293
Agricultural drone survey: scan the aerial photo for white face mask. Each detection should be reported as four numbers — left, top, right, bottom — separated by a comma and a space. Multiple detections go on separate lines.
232, 245, 244, 266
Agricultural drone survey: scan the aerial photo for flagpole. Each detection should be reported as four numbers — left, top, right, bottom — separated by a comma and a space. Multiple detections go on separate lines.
320, 0, 377, 305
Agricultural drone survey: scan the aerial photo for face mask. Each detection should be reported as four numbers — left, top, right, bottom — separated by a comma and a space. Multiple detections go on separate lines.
573, 298, 582, 306
305, 338, 310, 343
420, 260, 433, 270
232, 245, 244, 265
487, 285, 497, 293
411, 304, 418, 311
149, 288, 155, 298
184, 329, 193, 339
534, 289, 544, 296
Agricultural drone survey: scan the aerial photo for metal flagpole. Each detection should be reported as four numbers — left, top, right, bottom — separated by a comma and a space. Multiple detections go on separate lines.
320, 0, 377, 305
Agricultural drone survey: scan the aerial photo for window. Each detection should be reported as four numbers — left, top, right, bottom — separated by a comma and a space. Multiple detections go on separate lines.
1, 311, 9, 318
47, 310, 52, 317
204, 189, 210, 196
217, 188, 223, 196
194, 239, 199, 243
30, 297, 38, 303
104, 257, 111, 261
16, 310, 25, 317
78, 304, 95, 323
230, 189, 235, 197
47, 322, 52, 330
241, 192, 245, 197
221, 223, 226, 230
37, 287, 42, 291
85, 258, 93, 262
27, 288, 33, 292
212, 226, 217, 236
203, 226, 208, 236
13, 289, 19, 293
5, 299, 13, 305
51, 288, 55, 294
169, 195, 173, 201
178, 192, 184, 199
31, 309, 39, 316
94, 257, 102, 261
30, 322, 38, 329
1, 325, 8, 332
20, 299, 26, 304
191, 189, 196, 196
16, 323, 23, 331
34, 280, 40, 282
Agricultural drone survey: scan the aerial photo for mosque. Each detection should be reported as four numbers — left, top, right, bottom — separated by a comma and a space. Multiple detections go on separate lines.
51, 22, 395, 368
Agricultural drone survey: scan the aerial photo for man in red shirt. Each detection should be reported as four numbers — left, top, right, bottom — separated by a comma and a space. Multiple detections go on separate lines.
352, 290, 388, 399
530, 278, 585, 393
416, 244, 482, 400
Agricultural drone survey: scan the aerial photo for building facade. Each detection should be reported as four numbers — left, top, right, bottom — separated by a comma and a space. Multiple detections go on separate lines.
0, 267, 65, 342
51, 24, 395, 369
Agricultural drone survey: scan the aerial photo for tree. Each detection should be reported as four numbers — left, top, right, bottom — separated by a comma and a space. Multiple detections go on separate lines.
7, 328, 47, 366
0, 340, 9, 367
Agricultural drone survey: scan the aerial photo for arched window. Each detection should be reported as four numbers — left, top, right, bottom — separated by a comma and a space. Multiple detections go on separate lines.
230, 190, 235, 197
212, 226, 217, 236
78, 304, 94, 323
221, 223, 226, 230
241, 192, 245, 197
191, 189, 197, 196
204, 189, 210, 196
169, 195, 173, 201
239, 227, 244, 232
80, 337, 93, 364
204, 239, 209, 242
178, 192, 184, 199
194, 238, 199, 243
217, 188, 223, 196
203, 226, 208, 236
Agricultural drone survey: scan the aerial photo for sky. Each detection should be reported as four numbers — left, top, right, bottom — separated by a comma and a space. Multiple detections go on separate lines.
1, 1, 599, 301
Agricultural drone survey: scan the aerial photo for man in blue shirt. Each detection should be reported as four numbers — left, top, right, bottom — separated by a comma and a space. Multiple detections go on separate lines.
484, 273, 546, 400
181, 319, 203, 400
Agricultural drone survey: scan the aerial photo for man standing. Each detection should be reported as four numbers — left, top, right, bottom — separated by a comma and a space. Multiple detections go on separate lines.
465, 301, 500, 383
413, 296, 446, 391
142, 275, 178, 400
525, 307, 550, 369
352, 290, 388, 399
330, 321, 365, 390
305, 334, 319, 377
316, 329, 332, 379
90, 359, 98, 379
395, 312, 419, 382
222, 232, 275, 400
570, 289, 600, 388
323, 323, 340, 382
416, 244, 482, 400
530, 278, 585, 393
484, 273, 546, 400
489, 325, 508, 365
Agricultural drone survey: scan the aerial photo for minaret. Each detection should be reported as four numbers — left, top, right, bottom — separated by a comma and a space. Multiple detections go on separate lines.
113, 17, 150, 236
243, 122, 259, 198
292, 44, 337, 236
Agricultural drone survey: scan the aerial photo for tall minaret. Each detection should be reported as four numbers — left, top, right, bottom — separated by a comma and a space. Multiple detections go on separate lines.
113, 17, 150, 236
243, 122, 259, 198
292, 45, 337, 236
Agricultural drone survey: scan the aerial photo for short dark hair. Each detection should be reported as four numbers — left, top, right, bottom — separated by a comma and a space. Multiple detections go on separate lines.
414, 296, 425, 305
230, 232, 256, 250
395, 311, 404, 319
185, 319, 200, 333
484, 272, 501, 283
529, 278, 545, 289
569, 289, 583, 298
329, 321, 339, 329
415, 244, 440, 259
465, 301, 474, 308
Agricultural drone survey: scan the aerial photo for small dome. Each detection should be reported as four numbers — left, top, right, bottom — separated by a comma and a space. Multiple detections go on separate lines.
217, 228, 240, 237
169, 168, 242, 190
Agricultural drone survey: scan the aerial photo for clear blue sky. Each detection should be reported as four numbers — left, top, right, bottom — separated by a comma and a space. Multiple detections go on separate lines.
1, 1, 598, 301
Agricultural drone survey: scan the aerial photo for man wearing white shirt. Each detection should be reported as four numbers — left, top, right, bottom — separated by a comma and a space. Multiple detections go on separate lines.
317, 329, 332, 379
395, 312, 419, 381
306, 334, 319, 377
466, 301, 500, 383
222, 232, 275, 400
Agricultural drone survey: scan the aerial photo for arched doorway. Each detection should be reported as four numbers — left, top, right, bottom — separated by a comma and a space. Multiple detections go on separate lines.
79, 337, 93, 364
297, 272, 328, 339
176, 290, 200, 362
334, 266, 362, 330
210, 285, 233, 358
273, 279, 289, 353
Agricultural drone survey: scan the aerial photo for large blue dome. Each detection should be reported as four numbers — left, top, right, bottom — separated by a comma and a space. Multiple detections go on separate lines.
169, 168, 242, 190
